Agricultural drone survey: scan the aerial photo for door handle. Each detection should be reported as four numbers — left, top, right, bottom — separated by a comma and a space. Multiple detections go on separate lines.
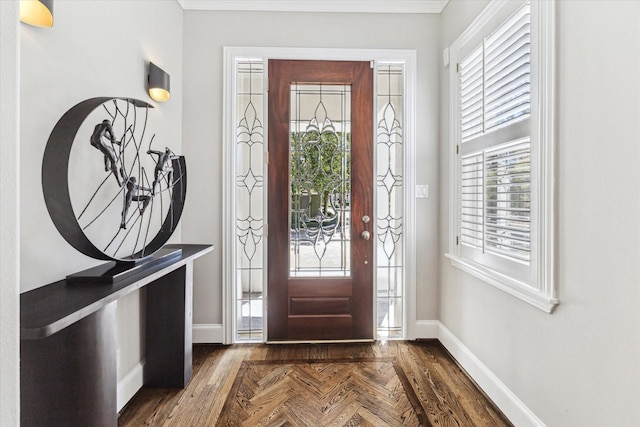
361, 230, 371, 240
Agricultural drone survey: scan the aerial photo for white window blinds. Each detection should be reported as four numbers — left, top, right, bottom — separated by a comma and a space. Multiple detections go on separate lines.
460, 153, 483, 249
460, 46, 484, 141
458, 2, 532, 266
459, 3, 531, 142
484, 140, 531, 262
460, 141, 531, 263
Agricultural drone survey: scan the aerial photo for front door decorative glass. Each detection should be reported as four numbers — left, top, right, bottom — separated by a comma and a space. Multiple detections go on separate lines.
290, 84, 352, 277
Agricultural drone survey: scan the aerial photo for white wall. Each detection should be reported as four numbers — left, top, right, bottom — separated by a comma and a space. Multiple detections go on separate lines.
182, 10, 442, 328
0, 2, 21, 425
439, 1, 640, 426
19, 0, 183, 401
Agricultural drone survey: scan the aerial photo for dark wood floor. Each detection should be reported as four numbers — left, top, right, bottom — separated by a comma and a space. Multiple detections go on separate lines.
118, 340, 512, 426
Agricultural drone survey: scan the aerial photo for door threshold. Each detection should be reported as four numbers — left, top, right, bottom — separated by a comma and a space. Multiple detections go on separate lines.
266, 339, 375, 345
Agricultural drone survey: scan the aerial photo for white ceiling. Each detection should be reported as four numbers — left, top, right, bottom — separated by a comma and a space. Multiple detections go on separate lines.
177, 0, 450, 14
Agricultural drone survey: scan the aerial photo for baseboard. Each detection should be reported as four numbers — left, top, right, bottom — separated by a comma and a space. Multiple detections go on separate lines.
435, 322, 546, 427
193, 323, 224, 343
117, 360, 145, 412
412, 320, 440, 339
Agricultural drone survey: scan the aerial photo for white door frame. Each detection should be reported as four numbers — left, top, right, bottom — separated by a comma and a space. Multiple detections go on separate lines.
222, 47, 417, 344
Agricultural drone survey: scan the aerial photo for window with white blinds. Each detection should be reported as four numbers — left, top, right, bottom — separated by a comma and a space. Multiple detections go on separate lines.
484, 140, 531, 262
458, 2, 532, 266
460, 140, 531, 265
449, 0, 556, 312
485, 4, 531, 132
459, 2, 531, 142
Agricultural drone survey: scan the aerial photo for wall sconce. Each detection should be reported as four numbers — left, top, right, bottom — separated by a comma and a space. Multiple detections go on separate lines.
148, 62, 171, 103
20, 0, 54, 28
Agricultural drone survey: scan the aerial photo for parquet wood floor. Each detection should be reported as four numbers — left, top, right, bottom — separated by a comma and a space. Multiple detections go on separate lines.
217, 357, 427, 426
118, 340, 513, 427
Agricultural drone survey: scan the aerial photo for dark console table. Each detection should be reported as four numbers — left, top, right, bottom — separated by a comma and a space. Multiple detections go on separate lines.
20, 244, 213, 427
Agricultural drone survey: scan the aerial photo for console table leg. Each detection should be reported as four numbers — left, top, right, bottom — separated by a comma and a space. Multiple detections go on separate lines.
145, 262, 193, 387
20, 302, 117, 427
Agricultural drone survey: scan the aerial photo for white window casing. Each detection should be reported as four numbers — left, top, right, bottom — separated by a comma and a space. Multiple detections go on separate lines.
447, 0, 557, 313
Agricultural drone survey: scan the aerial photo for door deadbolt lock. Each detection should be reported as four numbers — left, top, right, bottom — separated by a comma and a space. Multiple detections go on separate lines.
362, 215, 370, 224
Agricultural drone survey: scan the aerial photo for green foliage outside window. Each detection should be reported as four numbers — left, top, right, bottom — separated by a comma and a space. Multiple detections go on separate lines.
290, 131, 351, 229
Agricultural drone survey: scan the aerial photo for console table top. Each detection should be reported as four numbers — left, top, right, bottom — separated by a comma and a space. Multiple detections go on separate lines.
20, 244, 213, 340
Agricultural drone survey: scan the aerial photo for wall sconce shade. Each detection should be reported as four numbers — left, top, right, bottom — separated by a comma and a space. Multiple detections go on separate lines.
20, 0, 54, 28
148, 63, 171, 102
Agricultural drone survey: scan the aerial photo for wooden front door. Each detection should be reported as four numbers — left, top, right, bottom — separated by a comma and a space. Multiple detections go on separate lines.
267, 60, 374, 341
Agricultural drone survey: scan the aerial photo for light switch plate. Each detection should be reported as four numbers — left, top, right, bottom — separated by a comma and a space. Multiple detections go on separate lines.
416, 184, 429, 199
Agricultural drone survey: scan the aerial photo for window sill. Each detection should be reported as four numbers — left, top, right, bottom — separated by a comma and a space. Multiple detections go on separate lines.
445, 253, 558, 313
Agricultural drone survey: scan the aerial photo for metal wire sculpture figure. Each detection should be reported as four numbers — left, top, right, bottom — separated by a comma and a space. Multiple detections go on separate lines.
147, 147, 180, 195
90, 119, 122, 186
120, 175, 153, 229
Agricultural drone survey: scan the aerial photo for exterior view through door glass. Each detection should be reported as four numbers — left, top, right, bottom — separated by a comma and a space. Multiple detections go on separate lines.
268, 60, 374, 341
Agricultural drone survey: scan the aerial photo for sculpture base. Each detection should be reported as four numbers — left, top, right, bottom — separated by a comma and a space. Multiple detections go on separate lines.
65, 248, 183, 284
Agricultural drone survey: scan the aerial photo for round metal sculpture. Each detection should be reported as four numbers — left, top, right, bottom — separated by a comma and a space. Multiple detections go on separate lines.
42, 97, 186, 263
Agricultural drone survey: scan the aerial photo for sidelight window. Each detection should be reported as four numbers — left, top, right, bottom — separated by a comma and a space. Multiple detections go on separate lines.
234, 60, 265, 340
376, 65, 405, 339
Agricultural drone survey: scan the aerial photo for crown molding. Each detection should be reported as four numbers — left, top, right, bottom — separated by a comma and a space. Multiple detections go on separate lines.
177, 0, 449, 14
